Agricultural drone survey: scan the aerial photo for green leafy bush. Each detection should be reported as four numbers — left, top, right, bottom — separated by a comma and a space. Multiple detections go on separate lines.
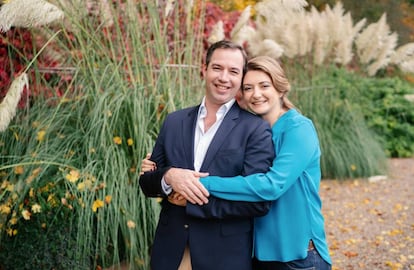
291, 80, 388, 179
326, 68, 414, 158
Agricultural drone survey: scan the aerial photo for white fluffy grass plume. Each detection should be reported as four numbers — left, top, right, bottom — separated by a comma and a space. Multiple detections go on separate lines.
0, 73, 28, 132
0, 0, 64, 32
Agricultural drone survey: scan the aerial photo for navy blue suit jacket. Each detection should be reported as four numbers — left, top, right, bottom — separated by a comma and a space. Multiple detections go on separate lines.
139, 102, 275, 270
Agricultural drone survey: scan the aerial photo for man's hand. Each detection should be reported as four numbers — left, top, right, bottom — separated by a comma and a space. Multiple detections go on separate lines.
164, 168, 209, 205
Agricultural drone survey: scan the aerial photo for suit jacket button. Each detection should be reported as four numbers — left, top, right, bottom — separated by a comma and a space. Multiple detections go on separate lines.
184, 224, 189, 229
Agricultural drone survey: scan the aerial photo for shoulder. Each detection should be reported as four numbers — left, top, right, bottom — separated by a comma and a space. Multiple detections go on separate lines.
237, 107, 267, 123
277, 109, 316, 132
165, 105, 199, 120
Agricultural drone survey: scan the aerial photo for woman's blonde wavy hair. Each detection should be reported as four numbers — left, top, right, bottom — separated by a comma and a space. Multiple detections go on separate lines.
243, 56, 296, 110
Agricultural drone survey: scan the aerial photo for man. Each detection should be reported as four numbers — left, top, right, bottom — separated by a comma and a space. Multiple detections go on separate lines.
139, 40, 275, 270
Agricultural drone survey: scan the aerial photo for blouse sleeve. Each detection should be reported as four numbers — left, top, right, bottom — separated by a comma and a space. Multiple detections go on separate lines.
200, 120, 320, 202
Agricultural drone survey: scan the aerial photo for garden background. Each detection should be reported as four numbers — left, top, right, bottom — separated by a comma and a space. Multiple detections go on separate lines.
0, 0, 413, 269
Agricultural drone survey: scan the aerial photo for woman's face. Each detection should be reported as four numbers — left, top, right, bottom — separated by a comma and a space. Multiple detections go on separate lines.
242, 70, 282, 123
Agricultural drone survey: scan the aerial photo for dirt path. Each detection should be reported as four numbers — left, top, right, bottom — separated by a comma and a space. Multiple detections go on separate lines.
320, 158, 414, 270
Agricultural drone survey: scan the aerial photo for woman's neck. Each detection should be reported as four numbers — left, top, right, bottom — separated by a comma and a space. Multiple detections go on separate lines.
265, 109, 287, 126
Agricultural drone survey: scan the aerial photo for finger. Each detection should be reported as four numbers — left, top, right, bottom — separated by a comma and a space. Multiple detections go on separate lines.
186, 183, 209, 205
194, 171, 209, 177
179, 184, 205, 205
190, 177, 209, 197
141, 164, 154, 173
142, 159, 156, 167
181, 190, 197, 205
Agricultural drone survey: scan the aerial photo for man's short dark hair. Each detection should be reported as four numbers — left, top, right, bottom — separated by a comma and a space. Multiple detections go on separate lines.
205, 40, 248, 75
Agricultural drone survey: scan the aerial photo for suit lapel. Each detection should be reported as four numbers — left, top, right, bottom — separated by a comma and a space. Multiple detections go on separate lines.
182, 106, 199, 169
200, 103, 240, 171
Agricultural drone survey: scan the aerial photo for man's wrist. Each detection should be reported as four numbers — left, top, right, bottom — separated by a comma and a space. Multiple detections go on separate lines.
161, 167, 173, 195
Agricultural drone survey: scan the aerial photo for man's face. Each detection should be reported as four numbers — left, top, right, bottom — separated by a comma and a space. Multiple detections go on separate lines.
203, 48, 244, 107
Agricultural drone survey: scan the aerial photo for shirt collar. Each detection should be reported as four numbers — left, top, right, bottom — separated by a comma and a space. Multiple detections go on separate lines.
198, 97, 235, 118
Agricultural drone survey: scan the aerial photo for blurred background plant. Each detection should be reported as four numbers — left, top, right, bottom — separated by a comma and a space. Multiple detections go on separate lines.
1, 0, 205, 269
0, 0, 414, 269
208, 0, 414, 167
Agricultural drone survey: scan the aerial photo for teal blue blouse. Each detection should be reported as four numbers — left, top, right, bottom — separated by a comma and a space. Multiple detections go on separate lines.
201, 109, 331, 264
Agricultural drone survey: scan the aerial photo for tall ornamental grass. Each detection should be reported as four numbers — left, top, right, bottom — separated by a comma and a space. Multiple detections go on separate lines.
286, 63, 389, 179
0, 0, 206, 269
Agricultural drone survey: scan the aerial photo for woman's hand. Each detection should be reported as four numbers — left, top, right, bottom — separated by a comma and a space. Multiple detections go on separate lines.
168, 191, 187, 207
140, 153, 157, 175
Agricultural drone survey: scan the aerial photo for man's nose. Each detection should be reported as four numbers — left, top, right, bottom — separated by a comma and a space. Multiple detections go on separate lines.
218, 70, 229, 81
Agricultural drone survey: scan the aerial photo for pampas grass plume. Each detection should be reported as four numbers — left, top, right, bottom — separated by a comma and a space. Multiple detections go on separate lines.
0, 73, 28, 132
0, 0, 64, 32
207, 21, 225, 45
231, 5, 251, 41
391, 43, 414, 65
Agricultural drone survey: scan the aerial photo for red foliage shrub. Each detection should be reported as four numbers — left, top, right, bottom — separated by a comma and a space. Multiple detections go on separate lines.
0, 2, 241, 108
0, 28, 72, 108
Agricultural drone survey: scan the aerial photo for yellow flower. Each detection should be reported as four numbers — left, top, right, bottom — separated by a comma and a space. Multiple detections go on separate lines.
113, 136, 122, 145
0, 180, 8, 189
31, 203, 41, 214
6, 183, 14, 192
77, 179, 93, 191
127, 138, 133, 146
127, 220, 136, 228
7, 228, 17, 237
37, 130, 46, 142
14, 166, 24, 175
77, 182, 85, 191
21, 209, 31, 220
0, 205, 11, 215
66, 170, 80, 183
350, 164, 357, 171
47, 194, 58, 207
9, 217, 17, 225
105, 195, 112, 204
92, 199, 104, 212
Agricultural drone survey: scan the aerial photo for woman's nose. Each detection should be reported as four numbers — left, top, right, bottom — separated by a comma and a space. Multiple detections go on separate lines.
252, 87, 261, 97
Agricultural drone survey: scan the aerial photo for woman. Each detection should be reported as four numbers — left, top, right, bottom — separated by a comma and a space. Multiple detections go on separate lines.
142, 56, 332, 269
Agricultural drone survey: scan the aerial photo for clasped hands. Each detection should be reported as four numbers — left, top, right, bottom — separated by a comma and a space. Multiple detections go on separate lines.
141, 154, 210, 205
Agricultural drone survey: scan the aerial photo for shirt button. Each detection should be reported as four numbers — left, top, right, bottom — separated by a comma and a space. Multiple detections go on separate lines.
184, 224, 189, 229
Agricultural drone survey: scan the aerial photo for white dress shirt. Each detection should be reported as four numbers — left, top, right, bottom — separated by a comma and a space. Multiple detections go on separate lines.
161, 97, 235, 194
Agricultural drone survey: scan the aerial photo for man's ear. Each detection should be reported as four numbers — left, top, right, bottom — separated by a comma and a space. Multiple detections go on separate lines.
201, 64, 207, 79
